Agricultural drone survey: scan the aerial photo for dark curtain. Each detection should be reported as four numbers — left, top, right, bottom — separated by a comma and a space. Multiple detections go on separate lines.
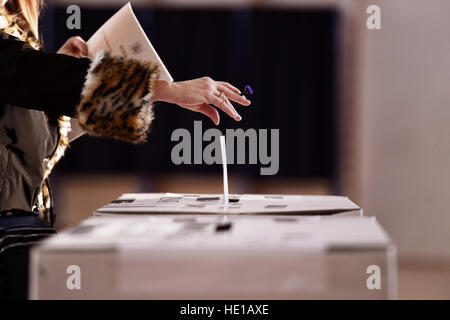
40, 6, 339, 180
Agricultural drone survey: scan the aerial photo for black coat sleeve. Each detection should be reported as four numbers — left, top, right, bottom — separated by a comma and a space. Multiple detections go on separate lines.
0, 31, 162, 143
0, 31, 90, 117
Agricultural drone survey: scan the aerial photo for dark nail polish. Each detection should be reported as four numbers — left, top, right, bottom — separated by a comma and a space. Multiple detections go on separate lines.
241, 85, 254, 96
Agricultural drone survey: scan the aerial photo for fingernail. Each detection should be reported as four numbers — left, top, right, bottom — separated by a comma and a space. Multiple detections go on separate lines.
236, 115, 242, 121
244, 85, 254, 96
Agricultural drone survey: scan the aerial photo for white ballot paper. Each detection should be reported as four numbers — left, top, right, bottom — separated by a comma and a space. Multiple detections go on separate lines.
68, 2, 173, 142
95, 193, 361, 215
220, 135, 229, 209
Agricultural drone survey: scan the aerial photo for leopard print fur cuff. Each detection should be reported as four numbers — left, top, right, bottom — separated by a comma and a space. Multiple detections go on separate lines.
75, 51, 161, 143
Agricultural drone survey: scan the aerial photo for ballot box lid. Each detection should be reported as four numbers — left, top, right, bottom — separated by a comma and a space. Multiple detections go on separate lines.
94, 193, 361, 216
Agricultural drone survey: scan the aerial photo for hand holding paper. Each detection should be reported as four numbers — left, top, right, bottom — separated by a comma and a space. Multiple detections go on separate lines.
69, 2, 173, 142
68, 2, 251, 142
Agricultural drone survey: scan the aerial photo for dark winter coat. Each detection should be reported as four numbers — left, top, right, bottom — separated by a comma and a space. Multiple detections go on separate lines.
0, 6, 160, 225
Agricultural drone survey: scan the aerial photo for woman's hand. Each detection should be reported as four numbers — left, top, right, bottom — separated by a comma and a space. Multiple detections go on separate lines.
57, 36, 88, 58
152, 77, 251, 125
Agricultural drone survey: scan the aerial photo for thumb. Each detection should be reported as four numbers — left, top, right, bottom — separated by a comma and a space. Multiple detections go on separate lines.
72, 37, 89, 58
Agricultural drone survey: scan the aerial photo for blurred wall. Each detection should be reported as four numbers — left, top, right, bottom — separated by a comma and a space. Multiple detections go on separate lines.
357, 0, 450, 260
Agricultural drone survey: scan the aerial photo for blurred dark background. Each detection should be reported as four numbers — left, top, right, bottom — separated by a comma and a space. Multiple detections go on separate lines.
40, 5, 339, 180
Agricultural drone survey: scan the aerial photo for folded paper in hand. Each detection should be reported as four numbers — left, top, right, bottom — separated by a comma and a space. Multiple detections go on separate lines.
69, 2, 173, 142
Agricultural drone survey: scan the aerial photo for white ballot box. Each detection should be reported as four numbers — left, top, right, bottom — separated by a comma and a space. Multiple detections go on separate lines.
30, 215, 396, 299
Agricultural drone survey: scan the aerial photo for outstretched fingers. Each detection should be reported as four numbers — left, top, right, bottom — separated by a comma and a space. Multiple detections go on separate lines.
197, 104, 220, 125
209, 92, 242, 121
218, 85, 251, 106
218, 81, 241, 94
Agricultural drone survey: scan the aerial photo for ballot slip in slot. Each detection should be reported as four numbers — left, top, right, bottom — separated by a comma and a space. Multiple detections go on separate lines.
220, 135, 229, 211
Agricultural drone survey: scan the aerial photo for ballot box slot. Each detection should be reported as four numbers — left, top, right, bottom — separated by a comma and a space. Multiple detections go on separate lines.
110, 199, 135, 204
328, 244, 390, 252
273, 217, 298, 223
68, 225, 97, 234
215, 222, 233, 232
159, 196, 182, 202
264, 205, 288, 209
196, 196, 221, 202
173, 217, 197, 223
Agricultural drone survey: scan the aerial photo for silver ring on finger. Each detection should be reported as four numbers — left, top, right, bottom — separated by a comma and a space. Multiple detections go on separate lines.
219, 92, 227, 101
